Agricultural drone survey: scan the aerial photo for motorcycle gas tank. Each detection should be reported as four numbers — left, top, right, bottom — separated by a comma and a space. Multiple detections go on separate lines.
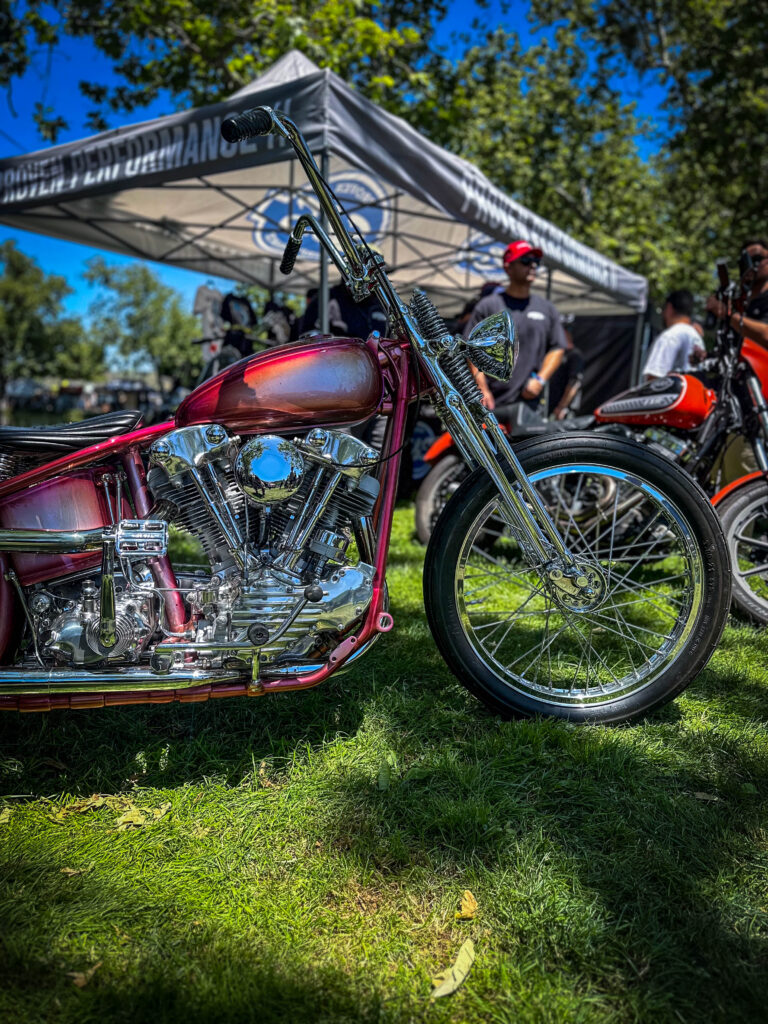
176, 336, 383, 433
594, 373, 716, 430
742, 339, 768, 401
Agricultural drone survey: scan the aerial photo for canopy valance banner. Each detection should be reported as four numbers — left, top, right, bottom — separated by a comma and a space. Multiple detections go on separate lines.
0, 50, 647, 317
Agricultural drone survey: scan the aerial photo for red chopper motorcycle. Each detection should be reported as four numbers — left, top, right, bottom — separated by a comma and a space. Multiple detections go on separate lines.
0, 107, 730, 723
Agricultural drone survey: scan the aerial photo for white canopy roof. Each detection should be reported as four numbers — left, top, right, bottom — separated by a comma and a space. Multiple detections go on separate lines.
0, 50, 647, 316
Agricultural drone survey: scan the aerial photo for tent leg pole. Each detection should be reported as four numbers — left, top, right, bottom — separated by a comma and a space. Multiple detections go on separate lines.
630, 308, 647, 385
319, 150, 330, 334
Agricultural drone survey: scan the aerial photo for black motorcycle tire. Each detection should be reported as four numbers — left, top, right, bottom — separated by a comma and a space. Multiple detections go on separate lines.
424, 433, 730, 724
717, 477, 768, 624
414, 455, 467, 545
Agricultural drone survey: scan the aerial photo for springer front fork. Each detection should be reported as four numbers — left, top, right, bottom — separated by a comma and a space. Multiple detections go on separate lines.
427, 358, 606, 609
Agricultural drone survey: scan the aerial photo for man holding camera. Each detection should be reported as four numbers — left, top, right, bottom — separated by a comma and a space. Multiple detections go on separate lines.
706, 238, 768, 344
462, 240, 566, 418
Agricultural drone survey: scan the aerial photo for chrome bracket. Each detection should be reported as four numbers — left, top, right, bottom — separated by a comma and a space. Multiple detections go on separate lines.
115, 519, 168, 559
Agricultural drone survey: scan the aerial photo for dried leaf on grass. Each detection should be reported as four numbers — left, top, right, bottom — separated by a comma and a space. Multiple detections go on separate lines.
455, 890, 478, 920
115, 802, 171, 831
115, 808, 149, 830
46, 794, 171, 829
377, 762, 392, 791
72, 795, 108, 813
67, 961, 102, 988
430, 939, 475, 1000
47, 794, 106, 823
694, 792, 721, 803
258, 761, 275, 788
61, 860, 94, 878
0, 807, 12, 825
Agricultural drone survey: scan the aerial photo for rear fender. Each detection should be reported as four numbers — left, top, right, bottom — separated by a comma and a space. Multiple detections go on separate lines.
424, 431, 455, 464
711, 471, 767, 508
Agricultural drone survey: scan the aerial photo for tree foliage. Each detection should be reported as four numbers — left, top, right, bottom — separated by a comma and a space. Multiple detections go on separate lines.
84, 258, 202, 386
0, 240, 103, 420
529, 0, 768, 283
6, 0, 760, 298
9, 0, 448, 136
437, 28, 679, 285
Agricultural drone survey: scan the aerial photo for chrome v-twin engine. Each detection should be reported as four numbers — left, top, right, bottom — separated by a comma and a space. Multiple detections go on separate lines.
145, 424, 381, 672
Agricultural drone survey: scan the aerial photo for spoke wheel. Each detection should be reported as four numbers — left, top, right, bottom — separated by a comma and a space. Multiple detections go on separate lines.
424, 434, 730, 723
414, 455, 468, 544
718, 478, 768, 624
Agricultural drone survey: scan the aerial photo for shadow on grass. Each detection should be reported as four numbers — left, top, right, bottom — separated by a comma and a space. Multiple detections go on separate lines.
1, 603, 768, 1020
1, 937, 391, 1024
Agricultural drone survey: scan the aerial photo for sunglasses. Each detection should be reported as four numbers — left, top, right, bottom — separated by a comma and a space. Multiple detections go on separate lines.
517, 255, 541, 267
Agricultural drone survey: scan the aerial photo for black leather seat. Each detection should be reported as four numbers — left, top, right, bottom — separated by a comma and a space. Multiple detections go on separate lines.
506, 413, 596, 437
0, 410, 144, 456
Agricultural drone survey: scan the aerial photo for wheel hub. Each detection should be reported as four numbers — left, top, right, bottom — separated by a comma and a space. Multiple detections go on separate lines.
546, 558, 607, 612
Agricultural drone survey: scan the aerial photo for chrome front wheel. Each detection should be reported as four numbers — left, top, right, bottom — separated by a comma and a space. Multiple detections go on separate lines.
424, 434, 730, 723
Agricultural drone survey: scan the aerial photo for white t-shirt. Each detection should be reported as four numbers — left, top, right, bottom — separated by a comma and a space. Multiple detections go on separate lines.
643, 322, 702, 378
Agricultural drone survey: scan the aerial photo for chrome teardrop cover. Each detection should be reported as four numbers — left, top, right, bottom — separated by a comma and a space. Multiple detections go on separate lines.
235, 435, 306, 504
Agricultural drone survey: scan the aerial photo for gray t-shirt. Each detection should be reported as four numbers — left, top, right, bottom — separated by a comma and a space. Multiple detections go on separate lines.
463, 291, 567, 404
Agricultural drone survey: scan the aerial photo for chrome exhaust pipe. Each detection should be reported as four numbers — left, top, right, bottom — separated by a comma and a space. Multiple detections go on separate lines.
0, 527, 105, 552
0, 666, 247, 696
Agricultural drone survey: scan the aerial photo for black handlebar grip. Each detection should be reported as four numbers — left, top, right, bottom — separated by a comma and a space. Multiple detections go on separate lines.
280, 236, 302, 276
716, 258, 729, 290
220, 107, 273, 143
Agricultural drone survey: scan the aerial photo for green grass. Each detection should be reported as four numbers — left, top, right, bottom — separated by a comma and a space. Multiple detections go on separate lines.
2, 506, 768, 1023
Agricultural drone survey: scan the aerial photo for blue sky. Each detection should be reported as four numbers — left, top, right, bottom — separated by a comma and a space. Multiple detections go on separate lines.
0, 23, 236, 317
0, 2, 663, 321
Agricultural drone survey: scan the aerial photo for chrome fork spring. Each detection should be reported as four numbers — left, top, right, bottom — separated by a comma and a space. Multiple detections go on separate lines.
410, 289, 483, 403
441, 350, 484, 403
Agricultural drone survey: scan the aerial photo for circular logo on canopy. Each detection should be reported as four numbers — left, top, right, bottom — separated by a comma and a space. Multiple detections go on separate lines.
455, 233, 505, 278
248, 172, 390, 259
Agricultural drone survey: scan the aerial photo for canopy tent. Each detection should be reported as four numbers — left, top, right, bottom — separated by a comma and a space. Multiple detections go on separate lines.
0, 50, 647, 325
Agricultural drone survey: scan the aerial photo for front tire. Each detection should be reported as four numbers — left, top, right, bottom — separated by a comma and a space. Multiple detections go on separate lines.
717, 478, 768, 624
424, 434, 730, 723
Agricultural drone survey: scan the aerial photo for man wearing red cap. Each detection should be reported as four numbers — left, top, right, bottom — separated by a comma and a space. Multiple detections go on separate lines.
462, 241, 566, 415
